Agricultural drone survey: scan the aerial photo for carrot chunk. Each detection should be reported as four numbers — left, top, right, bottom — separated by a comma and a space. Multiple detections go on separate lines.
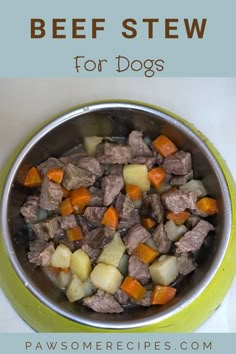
148, 167, 166, 189
152, 135, 177, 157
142, 217, 156, 229
66, 226, 84, 241
24, 166, 42, 188
47, 168, 64, 184
151, 285, 177, 305
133, 243, 159, 264
126, 184, 142, 201
196, 197, 218, 215
101, 206, 118, 230
70, 187, 91, 208
120, 276, 146, 301
61, 186, 70, 199
59, 197, 73, 216
166, 210, 190, 225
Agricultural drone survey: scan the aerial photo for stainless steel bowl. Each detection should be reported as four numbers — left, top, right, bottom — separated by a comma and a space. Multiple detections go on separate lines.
0, 101, 234, 330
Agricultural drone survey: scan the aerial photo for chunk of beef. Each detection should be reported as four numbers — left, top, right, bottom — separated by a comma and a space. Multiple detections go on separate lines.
76, 215, 93, 234
115, 193, 134, 220
152, 222, 172, 253
20, 195, 40, 223
123, 224, 150, 254
108, 164, 123, 175
118, 209, 141, 230
96, 142, 133, 164
132, 290, 152, 307
63, 163, 96, 190
130, 156, 157, 170
37, 157, 64, 176
143, 193, 164, 223
81, 244, 101, 264
163, 151, 192, 175
175, 220, 214, 253
53, 232, 78, 251
128, 130, 153, 157
84, 206, 106, 227
102, 174, 124, 206
161, 189, 197, 213
76, 157, 103, 177
114, 289, 129, 305
32, 217, 61, 240
59, 147, 88, 164
83, 289, 124, 313
128, 255, 150, 285
170, 170, 193, 186
40, 176, 63, 210
177, 252, 196, 275
28, 240, 55, 266
83, 226, 113, 249
88, 187, 104, 206
58, 214, 78, 230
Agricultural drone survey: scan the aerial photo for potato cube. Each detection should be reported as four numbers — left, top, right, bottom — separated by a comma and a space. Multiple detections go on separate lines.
66, 274, 85, 302
57, 270, 72, 289
123, 164, 150, 192
149, 255, 179, 286
50, 244, 72, 269
165, 220, 187, 241
97, 233, 126, 267
117, 254, 129, 275
84, 136, 103, 156
70, 249, 92, 281
179, 179, 207, 198
90, 263, 123, 294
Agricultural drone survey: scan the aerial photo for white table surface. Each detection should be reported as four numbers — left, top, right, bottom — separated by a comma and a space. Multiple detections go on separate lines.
0, 77, 235, 333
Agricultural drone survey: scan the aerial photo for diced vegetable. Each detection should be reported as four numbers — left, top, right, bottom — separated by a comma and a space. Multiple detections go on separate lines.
70, 187, 91, 210
179, 180, 207, 198
142, 218, 156, 229
97, 233, 126, 267
151, 285, 177, 305
165, 220, 187, 241
83, 278, 97, 297
70, 249, 92, 281
148, 167, 167, 189
101, 206, 118, 230
133, 243, 159, 264
144, 237, 158, 251
84, 136, 103, 156
47, 168, 64, 184
66, 226, 84, 241
90, 263, 123, 294
57, 270, 72, 289
24, 166, 42, 188
59, 197, 74, 216
117, 254, 129, 275
196, 197, 218, 215
50, 244, 72, 269
120, 276, 146, 301
149, 255, 179, 286
123, 164, 150, 192
166, 210, 190, 226
152, 135, 177, 157
126, 184, 142, 201
66, 274, 85, 302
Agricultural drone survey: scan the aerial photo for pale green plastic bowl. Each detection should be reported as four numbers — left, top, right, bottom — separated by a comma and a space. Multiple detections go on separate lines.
0, 100, 236, 332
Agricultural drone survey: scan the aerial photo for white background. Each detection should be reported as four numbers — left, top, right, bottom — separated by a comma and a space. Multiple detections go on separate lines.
0, 78, 235, 332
